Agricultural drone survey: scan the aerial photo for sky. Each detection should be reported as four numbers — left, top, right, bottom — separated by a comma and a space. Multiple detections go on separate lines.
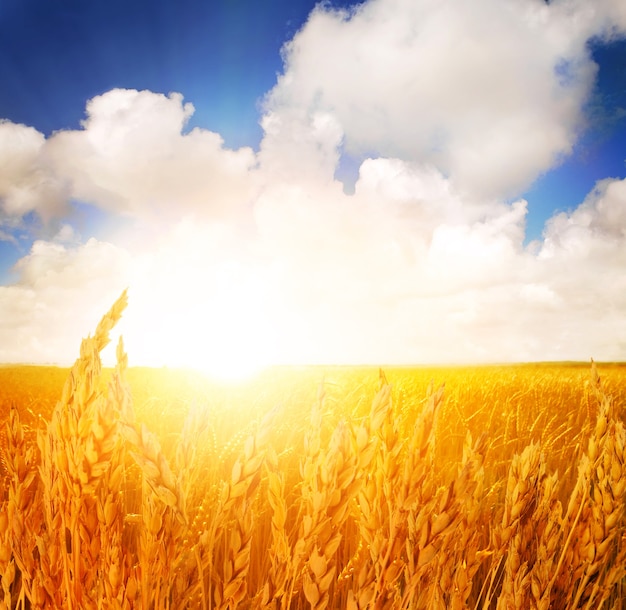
1, 0, 626, 376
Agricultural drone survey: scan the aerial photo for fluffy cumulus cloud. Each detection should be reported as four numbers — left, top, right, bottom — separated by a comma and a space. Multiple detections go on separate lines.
46, 89, 258, 222
0, 89, 258, 236
263, 0, 625, 199
1, 0, 626, 368
0, 120, 68, 230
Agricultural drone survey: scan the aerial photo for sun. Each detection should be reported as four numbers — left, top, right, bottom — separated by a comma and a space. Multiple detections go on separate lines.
180, 303, 276, 383
169, 296, 278, 383
122, 260, 282, 382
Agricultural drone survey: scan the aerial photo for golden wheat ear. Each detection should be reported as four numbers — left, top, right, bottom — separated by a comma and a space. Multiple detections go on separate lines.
0, 424, 8, 482
93, 289, 129, 350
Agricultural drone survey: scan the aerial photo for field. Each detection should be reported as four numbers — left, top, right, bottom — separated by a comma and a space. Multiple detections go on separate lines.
1, 292, 626, 609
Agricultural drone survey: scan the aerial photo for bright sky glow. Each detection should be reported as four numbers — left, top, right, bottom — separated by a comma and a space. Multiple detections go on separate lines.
1, 0, 626, 375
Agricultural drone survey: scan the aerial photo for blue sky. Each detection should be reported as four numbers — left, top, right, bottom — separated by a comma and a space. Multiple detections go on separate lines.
0, 0, 319, 142
524, 37, 626, 235
0, 0, 625, 373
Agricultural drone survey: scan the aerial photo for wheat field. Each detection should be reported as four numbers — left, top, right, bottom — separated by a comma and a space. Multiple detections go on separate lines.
1, 291, 626, 609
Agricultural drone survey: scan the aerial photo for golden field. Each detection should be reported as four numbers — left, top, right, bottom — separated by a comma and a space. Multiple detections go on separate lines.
1, 291, 626, 609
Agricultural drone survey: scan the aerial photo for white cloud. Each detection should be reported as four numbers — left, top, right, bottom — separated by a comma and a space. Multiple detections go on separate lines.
0, 120, 68, 221
259, 109, 344, 186
552, 0, 626, 42
522, 175, 626, 359
2, 152, 625, 367
541, 177, 626, 258
261, 0, 619, 199
46, 89, 258, 223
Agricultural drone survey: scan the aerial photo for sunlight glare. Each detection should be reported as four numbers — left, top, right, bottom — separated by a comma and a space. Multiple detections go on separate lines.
124, 259, 281, 382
